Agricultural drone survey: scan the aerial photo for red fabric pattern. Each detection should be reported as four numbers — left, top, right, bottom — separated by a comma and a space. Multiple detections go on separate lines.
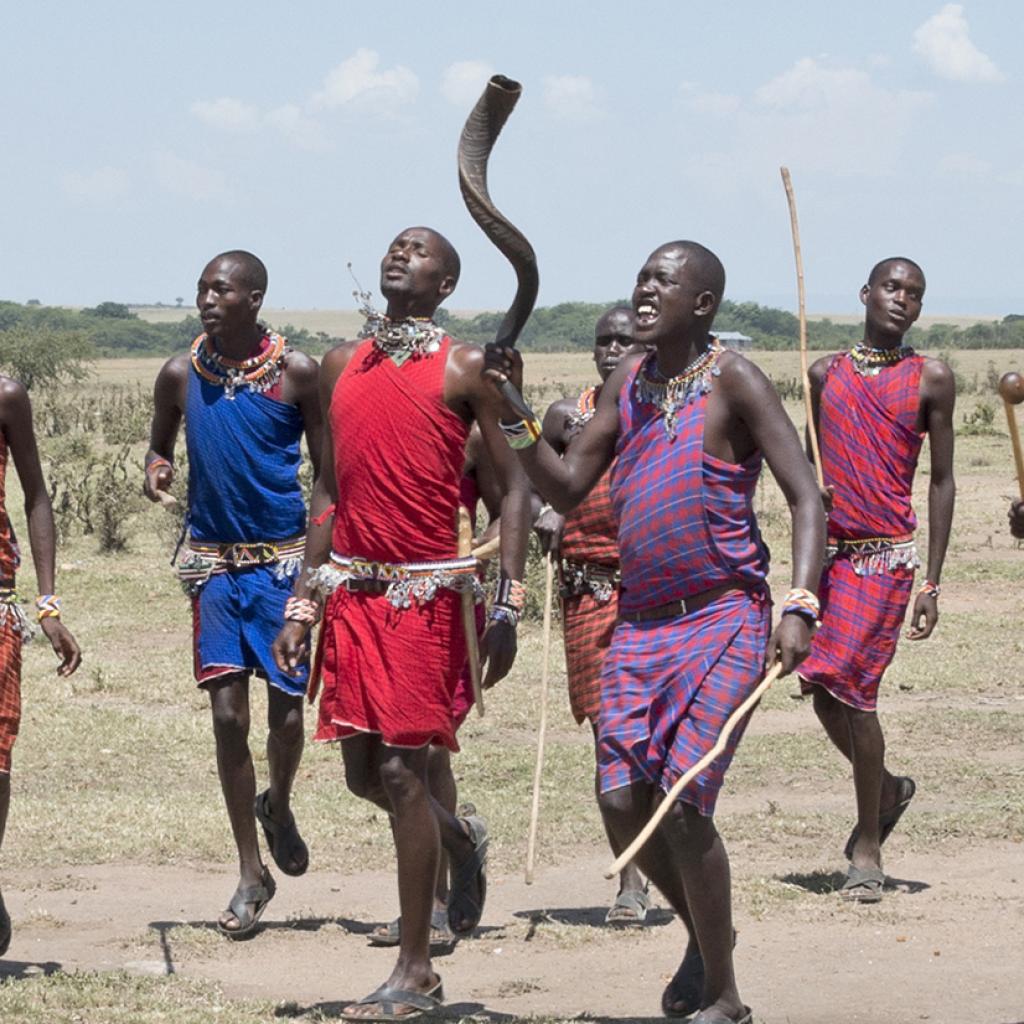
317, 339, 471, 750
820, 352, 925, 540
562, 590, 617, 724
0, 436, 20, 582
561, 470, 618, 567
0, 620, 23, 774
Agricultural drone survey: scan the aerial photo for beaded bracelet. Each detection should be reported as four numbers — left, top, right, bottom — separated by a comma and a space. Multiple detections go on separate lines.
781, 587, 820, 626
489, 604, 520, 629
284, 596, 320, 626
495, 577, 527, 613
918, 580, 941, 599
147, 456, 172, 474
499, 415, 543, 450
35, 594, 62, 622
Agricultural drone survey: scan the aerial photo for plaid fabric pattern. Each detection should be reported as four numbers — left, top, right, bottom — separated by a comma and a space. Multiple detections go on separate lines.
799, 556, 915, 710
611, 357, 767, 613
821, 352, 925, 540
563, 589, 618, 725
561, 470, 618, 567
0, 618, 23, 774
598, 590, 770, 816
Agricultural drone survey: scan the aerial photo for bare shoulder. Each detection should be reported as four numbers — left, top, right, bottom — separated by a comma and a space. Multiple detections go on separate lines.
159, 352, 190, 378
808, 351, 839, 385
282, 347, 319, 385
322, 339, 362, 373
0, 375, 29, 424
920, 355, 956, 400
717, 348, 771, 393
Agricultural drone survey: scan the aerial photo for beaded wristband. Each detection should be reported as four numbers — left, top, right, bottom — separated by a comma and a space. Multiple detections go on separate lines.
284, 596, 320, 626
147, 456, 172, 474
495, 577, 527, 612
35, 594, 62, 622
781, 587, 820, 625
499, 415, 543, 450
488, 604, 520, 629
918, 580, 941, 599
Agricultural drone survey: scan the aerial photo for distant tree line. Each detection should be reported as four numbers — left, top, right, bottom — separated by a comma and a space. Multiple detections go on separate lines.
0, 298, 1021, 390
439, 300, 1024, 352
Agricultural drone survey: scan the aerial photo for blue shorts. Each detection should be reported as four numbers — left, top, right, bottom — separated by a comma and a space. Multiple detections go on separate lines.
192, 566, 308, 697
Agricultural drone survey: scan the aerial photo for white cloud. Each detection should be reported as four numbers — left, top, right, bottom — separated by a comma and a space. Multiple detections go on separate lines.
189, 97, 260, 133
441, 61, 495, 107
543, 75, 602, 121
679, 82, 740, 115
265, 104, 328, 152
153, 152, 226, 201
61, 166, 130, 203
312, 48, 418, 112
913, 4, 1002, 82
755, 57, 877, 110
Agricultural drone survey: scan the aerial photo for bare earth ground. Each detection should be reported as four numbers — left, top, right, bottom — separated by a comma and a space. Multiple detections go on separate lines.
0, 351, 1022, 1023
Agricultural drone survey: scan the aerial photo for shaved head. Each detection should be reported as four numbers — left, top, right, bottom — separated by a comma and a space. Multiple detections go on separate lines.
210, 250, 268, 293
654, 241, 726, 304
868, 256, 925, 291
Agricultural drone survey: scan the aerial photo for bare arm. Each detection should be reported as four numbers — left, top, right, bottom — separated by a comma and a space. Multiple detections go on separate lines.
533, 398, 575, 556
482, 345, 637, 513
724, 357, 826, 673
273, 342, 357, 674
144, 355, 188, 500
0, 379, 81, 675
907, 358, 956, 640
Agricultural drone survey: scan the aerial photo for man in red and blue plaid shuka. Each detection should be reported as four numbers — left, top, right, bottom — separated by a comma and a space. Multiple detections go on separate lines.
484, 241, 825, 1024
800, 258, 955, 903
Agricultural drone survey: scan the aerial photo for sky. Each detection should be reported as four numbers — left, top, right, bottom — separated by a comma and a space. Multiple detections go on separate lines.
2, 1, 1020, 317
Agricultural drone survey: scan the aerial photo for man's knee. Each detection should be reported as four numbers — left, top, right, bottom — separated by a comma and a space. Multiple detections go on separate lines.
598, 784, 640, 824
662, 798, 717, 851
268, 700, 304, 747
378, 754, 423, 807
210, 699, 250, 744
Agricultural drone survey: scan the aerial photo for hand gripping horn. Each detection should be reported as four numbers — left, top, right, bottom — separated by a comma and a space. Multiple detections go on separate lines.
458, 75, 539, 419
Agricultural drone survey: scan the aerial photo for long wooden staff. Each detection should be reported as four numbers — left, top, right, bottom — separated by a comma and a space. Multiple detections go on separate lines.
604, 662, 782, 878
457, 506, 485, 717
780, 167, 824, 489
998, 372, 1024, 499
525, 550, 556, 884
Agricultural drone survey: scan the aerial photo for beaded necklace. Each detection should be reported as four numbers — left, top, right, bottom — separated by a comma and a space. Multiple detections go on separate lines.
190, 331, 288, 400
849, 342, 915, 378
568, 385, 598, 431
635, 338, 723, 439
364, 314, 444, 367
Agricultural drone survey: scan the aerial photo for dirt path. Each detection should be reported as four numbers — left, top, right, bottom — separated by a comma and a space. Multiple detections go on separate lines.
2, 842, 1022, 1024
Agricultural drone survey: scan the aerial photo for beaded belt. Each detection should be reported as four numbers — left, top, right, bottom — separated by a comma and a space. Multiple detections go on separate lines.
559, 559, 620, 603
826, 534, 920, 577
176, 536, 306, 593
308, 551, 485, 610
0, 586, 32, 639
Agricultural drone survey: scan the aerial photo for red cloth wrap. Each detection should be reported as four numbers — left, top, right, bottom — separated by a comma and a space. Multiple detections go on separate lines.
315, 338, 470, 750
800, 352, 925, 707
561, 468, 619, 725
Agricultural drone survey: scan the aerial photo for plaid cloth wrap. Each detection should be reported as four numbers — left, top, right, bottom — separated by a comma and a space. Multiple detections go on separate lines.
800, 352, 925, 709
610, 354, 769, 612
598, 357, 771, 814
598, 589, 770, 815
561, 460, 619, 725
0, 614, 23, 774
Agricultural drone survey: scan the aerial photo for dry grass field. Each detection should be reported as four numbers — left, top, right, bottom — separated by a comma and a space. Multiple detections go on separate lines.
0, 347, 1021, 1023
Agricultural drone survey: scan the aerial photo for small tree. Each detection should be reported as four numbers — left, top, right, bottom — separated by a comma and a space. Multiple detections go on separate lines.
0, 326, 95, 390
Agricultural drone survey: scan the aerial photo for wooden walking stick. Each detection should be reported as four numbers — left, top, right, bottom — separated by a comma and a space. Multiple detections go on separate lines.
457, 506, 485, 717
780, 167, 824, 489
525, 550, 556, 884
604, 662, 782, 878
998, 371, 1024, 499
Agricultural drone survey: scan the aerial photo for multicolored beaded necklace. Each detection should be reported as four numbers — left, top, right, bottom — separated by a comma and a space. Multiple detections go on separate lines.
360, 311, 444, 367
190, 331, 288, 400
568, 385, 599, 431
849, 342, 915, 378
636, 338, 723, 439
